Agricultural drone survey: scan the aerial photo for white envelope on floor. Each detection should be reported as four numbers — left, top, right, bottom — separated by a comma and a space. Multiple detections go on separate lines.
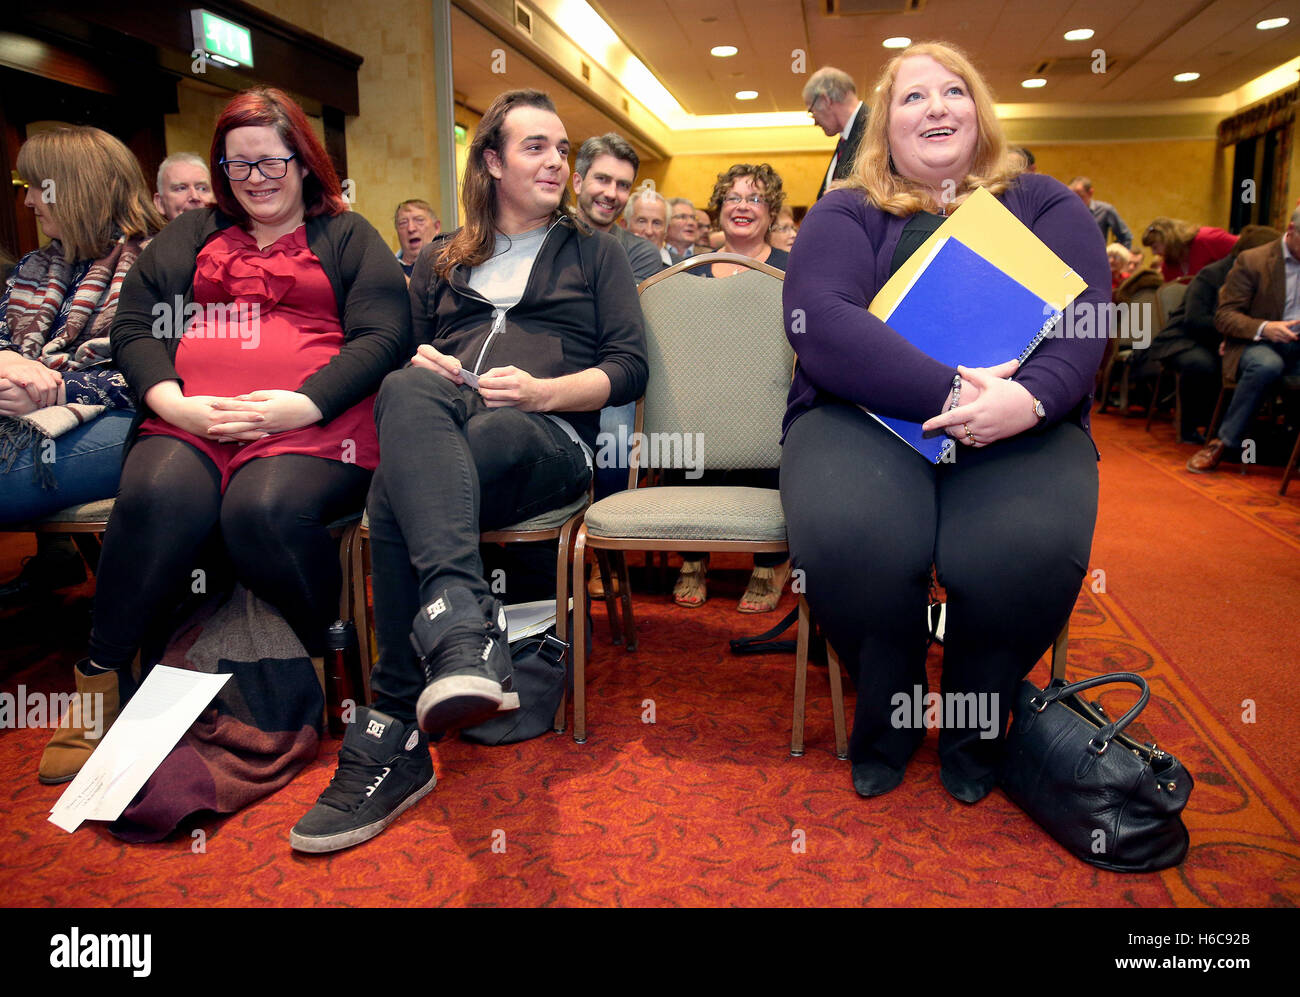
48, 665, 230, 833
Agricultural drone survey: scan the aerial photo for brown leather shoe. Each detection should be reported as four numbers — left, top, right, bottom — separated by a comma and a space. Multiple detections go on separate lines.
1187, 439, 1227, 473
39, 662, 125, 785
587, 565, 619, 599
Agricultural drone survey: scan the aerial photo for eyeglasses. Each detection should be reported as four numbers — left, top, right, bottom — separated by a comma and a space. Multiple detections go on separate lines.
219, 154, 298, 181
807, 94, 824, 116
723, 194, 766, 206
670, 213, 696, 222
770, 224, 796, 234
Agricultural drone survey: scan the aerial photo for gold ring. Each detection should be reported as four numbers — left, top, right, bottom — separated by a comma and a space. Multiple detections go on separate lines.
964, 423, 975, 442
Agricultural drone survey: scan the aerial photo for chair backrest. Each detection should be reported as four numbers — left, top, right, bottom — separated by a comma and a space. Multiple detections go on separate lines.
1114, 283, 1159, 350
634, 254, 791, 475
1154, 279, 1189, 332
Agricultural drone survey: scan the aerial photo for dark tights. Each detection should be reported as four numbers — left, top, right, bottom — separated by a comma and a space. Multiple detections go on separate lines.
89, 436, 370, 667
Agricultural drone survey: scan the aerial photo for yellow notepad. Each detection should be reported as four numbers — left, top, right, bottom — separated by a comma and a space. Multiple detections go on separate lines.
869, 187, 1088, 319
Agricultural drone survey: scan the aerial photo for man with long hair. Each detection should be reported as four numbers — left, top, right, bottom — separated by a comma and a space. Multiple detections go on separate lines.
292, 89, 647, 854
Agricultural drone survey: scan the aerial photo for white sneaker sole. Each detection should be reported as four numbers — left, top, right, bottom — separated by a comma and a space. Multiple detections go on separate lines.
289, 773, 437, 854
416, 674, 519, 734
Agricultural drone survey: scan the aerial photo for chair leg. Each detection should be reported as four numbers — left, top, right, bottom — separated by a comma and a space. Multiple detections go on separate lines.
1051, 622, 1070, 682
1207, 386, 1232, 440
572, 526, 589, 743
1096, 358, 1114, 414
552, 513, 579, 734
1144, 366, 1165, 431
826, 641, 848, 761
69, 532, 103, 574
1280, 430, 1300, 497
594, 548, 622, 645
791, 596, 810, 757
617, 551, 637, 651
1118, 364, 1131, 416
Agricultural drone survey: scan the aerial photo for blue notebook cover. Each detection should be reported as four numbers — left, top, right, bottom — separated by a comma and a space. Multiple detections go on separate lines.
875, 236, 1061, 462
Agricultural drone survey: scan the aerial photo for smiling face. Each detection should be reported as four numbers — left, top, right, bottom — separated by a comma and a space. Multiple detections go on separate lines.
23, 184, 60, 241
395, 206, 440, 260
887, 55, 979, 200
572, 153, 635, 232
719, 175, 771, 247
628, 196, 666, 247
485, 105, 570, 233
223, 125, 307, 237
155, 162, 214, 221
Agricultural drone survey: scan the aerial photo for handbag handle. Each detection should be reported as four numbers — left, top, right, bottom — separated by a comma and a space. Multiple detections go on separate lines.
1030, 672, 1149, 754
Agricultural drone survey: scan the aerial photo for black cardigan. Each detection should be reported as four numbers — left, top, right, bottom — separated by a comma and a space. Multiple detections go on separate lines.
110, 206, 411, 424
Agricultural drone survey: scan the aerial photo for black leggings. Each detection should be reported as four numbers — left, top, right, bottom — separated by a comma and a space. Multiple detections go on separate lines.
89, 435, 370, 667
780, 404, 1098, 783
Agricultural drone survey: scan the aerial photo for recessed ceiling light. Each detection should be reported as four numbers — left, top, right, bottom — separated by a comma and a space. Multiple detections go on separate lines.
1173, 72, 1200, 82
882, 37, 911, 49
1257, 17, 1289, 30
735, 90, 758, 100
711, 45, 738, 57
1021, 78, 1047, 89
1063, 28, 1094, 41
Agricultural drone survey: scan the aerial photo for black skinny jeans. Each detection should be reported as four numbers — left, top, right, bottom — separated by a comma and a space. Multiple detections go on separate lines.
780, 403, 1098, 784
366, 367, 591, 722
89, 436, 371, 667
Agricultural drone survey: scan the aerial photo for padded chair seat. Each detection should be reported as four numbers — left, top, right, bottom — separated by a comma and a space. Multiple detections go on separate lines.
36, 499, 115, 524
356, 491, 588, 535
584, 486, 786, 541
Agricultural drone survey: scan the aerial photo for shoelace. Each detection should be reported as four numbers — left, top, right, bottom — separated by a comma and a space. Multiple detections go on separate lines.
318, 745, 390, 812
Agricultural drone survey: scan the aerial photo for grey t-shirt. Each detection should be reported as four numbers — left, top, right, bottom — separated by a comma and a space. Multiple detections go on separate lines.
466, 223, 592, 466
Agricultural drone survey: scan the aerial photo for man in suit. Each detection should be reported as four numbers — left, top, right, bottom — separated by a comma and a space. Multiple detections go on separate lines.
804, 67, 866, 201
1187, 206, 1300, 472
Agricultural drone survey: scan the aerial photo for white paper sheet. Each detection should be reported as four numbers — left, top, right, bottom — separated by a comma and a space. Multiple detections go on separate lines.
48, 666, 231, 833
503, 599, 572, 643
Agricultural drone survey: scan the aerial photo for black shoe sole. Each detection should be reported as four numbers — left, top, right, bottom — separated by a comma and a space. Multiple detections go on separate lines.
289, 774, 437, 854
416, 675, 518, 734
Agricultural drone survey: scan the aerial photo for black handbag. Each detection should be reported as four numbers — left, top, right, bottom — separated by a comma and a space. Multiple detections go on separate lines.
1000, 671, 1192, 872
460, 629, 569, 746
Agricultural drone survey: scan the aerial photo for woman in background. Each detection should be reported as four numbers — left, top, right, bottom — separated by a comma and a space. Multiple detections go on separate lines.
0, 127, 161, 602
1142, 216, 1237, 282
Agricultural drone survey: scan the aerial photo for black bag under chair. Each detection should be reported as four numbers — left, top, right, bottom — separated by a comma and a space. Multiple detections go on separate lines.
1000, 671, 1192, 873
460, 621, 583, 746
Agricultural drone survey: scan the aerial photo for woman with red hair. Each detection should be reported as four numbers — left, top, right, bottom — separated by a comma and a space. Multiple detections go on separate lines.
39, 88, 410, 784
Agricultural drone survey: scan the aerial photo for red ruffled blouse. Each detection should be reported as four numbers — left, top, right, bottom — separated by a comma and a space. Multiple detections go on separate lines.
140, 225, 379, 489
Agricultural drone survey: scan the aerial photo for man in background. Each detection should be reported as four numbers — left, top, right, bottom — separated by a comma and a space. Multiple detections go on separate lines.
804, 66, 865, 201
571, 133, 664, 282
625, 188, 672, 266
394, 199, 441, 279
153, 152, 214, 221
665, 197, 698, 263
1068, 177, 1134, 250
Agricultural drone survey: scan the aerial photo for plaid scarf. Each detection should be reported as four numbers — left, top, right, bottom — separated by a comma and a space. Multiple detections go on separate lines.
0, 235, 146, 486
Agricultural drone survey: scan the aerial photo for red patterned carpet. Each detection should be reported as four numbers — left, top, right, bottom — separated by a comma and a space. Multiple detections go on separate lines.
0, 413, 1297, 907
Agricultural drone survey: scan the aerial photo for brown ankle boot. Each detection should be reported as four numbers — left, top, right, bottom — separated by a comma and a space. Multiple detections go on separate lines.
38, 662, 125, 785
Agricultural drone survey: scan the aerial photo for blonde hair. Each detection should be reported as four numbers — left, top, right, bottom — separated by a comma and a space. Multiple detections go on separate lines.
16, 127, 162, 262
1141, 217, 1201, 266
841, 41, 1021, 216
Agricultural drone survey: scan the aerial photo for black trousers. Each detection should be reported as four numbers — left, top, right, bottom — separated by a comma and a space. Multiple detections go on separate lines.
366, 367, 591, 722
89, 436, 371, 667
780, 403, 1098, 782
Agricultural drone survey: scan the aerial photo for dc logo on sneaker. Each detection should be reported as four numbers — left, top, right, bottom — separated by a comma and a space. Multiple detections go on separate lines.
405, 730, 419, 751
497, 606, 507, 631
426, 597, 447, 620
365, 766, 391, 797
365, 719, 387, 739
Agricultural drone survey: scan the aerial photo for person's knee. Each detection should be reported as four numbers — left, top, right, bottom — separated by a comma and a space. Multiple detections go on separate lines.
1240, 346, 1285, 382
375, 366, 462, 426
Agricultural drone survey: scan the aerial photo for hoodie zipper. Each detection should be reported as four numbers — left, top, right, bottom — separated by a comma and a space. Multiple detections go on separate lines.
453, 217, 565, 376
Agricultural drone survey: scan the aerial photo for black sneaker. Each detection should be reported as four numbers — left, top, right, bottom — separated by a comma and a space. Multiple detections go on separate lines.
410, 585, 518, 735
289, 707, 435, 854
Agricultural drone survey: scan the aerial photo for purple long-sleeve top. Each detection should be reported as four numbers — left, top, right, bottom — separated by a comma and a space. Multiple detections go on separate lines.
782, 172, 1111, 444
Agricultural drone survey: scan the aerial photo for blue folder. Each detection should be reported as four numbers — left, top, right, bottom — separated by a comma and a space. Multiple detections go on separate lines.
875, 236, 1061, 462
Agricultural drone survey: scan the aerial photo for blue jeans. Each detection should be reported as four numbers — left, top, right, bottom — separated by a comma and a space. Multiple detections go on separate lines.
593, 400, 636, 501
0, 409, 133, 522
1218, 341, 1300, 447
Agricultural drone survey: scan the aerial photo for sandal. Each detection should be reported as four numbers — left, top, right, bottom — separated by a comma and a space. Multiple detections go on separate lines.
737, 561, 792, 614
673, 556, 709, 608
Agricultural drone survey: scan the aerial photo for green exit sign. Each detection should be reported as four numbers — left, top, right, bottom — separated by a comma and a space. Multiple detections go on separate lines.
191, 9, 254, 68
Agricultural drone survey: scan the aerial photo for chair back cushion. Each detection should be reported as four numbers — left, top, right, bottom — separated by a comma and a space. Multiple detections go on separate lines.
636, 265, 791, 472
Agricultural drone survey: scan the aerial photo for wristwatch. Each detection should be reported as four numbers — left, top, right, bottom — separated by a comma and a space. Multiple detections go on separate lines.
1031, 396, 1046, 423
